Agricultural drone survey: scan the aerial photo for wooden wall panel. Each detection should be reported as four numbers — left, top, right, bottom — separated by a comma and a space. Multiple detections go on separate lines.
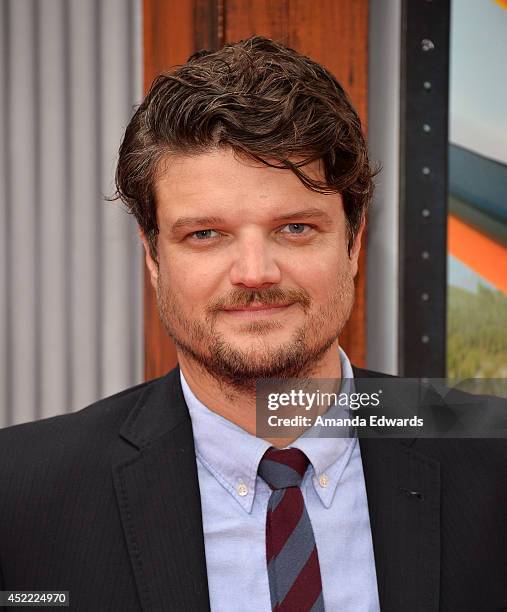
143, 0, 368, 379
143, 0, 193, 379
225, 0, 368, 125
143, 0, 193, 87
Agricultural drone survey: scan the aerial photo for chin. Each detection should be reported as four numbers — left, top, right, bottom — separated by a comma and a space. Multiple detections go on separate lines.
221, 328, 294, 348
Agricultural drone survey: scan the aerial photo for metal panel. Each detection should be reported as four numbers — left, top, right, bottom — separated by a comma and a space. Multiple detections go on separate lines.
0, 0, 8, 426
99, 0, 143, 399
367, 0, 401, 375
399, 0, 450, 377
0, 0, 143, 427
69, 0, 101, 409
6, 0, 37, 425
39, 0, 68, 418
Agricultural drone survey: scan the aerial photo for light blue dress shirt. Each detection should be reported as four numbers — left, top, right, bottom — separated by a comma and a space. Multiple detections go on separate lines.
181, 347, 380, 612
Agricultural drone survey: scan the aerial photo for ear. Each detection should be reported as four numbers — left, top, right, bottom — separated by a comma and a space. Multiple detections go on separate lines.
139, 229, 159, 290
349, 217, 366, 278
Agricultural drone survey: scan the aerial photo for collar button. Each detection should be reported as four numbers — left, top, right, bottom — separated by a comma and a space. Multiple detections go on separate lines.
237, 482, 248, 496
319, 474, 329, 488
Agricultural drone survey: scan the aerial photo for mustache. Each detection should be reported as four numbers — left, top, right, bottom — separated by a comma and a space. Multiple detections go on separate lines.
208, 286, 311, 312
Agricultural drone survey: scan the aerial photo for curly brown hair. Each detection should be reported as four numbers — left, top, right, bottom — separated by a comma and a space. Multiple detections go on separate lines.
114, 35, 377, 263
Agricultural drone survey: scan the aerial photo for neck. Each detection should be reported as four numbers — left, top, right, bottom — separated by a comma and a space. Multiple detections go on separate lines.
178, 340, 343, 447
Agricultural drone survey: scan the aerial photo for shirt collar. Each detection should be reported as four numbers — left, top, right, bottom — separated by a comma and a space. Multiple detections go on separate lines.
181, 346, 356, 513
181, 372, 270, 513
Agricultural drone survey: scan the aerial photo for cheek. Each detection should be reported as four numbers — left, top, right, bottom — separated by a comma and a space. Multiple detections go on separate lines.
288, 249, 349, 294
159, 252, 223, 308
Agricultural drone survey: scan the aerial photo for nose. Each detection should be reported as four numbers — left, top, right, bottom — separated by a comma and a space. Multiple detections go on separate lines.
229, 232, 282, 288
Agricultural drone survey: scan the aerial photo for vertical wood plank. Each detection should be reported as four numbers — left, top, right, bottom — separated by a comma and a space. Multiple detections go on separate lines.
144, 0, 194, 88
193, 0, 224, 50
224, 0, 289, 42
143, 0, 195, 379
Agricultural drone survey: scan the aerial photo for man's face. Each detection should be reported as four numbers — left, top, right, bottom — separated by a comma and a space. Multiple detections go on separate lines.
143, 148, 363, 390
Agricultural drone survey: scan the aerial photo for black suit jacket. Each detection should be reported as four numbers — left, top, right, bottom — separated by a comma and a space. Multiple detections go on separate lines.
0, 366, 506, 612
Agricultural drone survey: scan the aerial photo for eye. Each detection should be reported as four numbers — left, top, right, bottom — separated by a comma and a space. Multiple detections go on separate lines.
189, 229, 220, 240
279, 223, 312, 235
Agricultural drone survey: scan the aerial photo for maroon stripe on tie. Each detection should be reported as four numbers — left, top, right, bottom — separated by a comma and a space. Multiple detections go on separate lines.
265, 448, 308, 477
276, 547, 322, 612
266, 488, 304, 562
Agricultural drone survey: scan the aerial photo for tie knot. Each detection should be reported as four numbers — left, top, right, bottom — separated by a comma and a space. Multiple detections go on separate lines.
258, 447, 309, 490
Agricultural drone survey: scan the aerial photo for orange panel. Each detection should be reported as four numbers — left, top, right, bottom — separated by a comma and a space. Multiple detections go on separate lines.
448, 214, 507, 293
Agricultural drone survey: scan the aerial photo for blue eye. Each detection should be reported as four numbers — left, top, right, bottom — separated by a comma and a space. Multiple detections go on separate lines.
192, 229, 219, 240
281, 223, 309, 234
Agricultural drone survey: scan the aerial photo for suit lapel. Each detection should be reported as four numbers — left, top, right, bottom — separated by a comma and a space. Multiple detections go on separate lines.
112, 367, 211, 612
353, 366, 441, 612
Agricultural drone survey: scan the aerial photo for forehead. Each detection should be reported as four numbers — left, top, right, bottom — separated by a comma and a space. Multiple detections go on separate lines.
153, 148, 343, 223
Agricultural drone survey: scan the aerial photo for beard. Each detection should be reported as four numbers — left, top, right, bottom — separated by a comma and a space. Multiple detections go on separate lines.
156, 274, 355, 392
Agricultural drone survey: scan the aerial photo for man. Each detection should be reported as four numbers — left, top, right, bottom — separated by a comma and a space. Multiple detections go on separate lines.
0, 36, 505, 612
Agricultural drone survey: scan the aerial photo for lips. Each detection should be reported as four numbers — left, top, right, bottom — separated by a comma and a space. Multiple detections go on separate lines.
221, 303, 294, 316
222, 302, 293, 312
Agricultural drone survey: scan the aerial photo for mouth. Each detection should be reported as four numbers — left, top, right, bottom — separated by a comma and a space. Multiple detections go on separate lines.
221, 303, 295, 318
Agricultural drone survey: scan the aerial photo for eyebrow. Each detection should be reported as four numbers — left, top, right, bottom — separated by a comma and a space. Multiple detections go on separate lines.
171, 216, 226, 233
170, 207, 333, 233
271, 208, 333, 223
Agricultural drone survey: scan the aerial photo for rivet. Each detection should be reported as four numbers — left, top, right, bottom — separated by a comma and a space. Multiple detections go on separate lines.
422, 166, 431, 176
421, 335, 430, 344
422, 208, 430, 217
422, 251, 430, 259
421, 292, 429, 301
423, 123, 431, 133
423, 81, 432, 90
421, 38, 435, 52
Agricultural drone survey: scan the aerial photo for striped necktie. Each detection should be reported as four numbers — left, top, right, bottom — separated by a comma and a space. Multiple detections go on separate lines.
258, 447, 325, 612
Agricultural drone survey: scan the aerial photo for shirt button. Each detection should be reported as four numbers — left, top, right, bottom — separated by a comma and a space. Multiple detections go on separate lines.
319, 474, 329, 488
237, 482, 248, 496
